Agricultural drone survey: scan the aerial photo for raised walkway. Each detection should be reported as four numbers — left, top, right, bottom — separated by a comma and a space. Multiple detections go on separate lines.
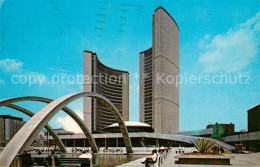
53, 132, 235, 151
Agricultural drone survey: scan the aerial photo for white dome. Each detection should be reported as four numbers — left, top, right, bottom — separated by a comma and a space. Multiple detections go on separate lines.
106, 121, 151, 128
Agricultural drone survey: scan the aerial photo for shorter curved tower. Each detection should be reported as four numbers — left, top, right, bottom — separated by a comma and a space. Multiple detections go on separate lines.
84, 51, 129, 133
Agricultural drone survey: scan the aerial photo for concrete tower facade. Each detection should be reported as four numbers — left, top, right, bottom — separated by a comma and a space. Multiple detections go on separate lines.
83, 51, 129, 133
140, 7, 179, 133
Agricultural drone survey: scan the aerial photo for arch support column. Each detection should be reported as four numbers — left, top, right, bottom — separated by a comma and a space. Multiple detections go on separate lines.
5, 104, 67, 152
0, 92, 133, 167
0, 96, 98, 153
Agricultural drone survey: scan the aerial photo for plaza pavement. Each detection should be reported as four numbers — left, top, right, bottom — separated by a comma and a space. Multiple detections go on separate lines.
117, 151, 260, 167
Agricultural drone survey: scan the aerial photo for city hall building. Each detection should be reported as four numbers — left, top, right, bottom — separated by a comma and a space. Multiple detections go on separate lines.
83, 7, 179, 134
140, 7, 179, 133
83, 51, 129, 133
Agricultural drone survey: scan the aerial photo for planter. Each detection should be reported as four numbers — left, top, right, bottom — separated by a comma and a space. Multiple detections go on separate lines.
175, 154, 230, 165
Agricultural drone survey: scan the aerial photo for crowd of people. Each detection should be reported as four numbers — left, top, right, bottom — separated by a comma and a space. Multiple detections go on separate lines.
71, 147, 90, 153
103, 146, 123, 153
17, 148, 92, 166
211, 146, 225, 154
26, 146, 60, 155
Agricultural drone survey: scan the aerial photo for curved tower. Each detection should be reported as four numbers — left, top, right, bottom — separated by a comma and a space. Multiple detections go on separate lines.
84, 51, 129, 133
140, 7, 179, 133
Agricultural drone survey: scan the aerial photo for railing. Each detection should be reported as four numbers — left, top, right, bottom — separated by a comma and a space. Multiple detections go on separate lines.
18, 156, 91, 167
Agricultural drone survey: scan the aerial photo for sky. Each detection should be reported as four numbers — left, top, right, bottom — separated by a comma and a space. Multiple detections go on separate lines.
0, 0, 259, 132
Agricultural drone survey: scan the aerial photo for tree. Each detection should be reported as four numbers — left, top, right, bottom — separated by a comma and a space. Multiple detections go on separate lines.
190, 138, 215, 153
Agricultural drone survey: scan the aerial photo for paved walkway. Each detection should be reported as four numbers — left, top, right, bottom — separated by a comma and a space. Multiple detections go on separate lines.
160, 150, 176, 167
117, 156, 145, 167
117, 152, 260, 167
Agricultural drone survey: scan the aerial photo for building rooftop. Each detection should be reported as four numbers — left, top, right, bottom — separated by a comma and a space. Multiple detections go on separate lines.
0, 115, 23, 121
247, 104, 260, 112
154, 6, 179, 32
106, 121, 152, 128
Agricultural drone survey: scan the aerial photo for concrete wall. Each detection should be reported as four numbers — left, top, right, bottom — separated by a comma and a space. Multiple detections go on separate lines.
83, 51, 93, 132
221, 131, 260, 142
0, 118, 4, 145
139, 53, 145, 123
248, 105, 260, 132
4, 119, 11, 141
0, 117, 25, 146
152, 7, 179, 133
122, 72, 129, 121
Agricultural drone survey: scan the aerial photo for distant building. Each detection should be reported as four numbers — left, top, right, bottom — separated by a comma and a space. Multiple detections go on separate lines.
104, 121, 153, 133
0, 115, 25, 146
220, 105, 260, 152
33, 130, 45, 147
248, 104, 260, 132
207, 123, 235, 138
140, 7, 179, 133
45, 128, 74, 135
83, 51, 129, 133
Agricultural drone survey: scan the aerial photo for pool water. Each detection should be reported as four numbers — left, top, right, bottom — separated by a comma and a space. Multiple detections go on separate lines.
30, 153, 147, 167
93, 154, 147, 167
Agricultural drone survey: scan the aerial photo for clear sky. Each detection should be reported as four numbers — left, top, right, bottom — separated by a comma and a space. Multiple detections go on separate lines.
0, 0, 259, 132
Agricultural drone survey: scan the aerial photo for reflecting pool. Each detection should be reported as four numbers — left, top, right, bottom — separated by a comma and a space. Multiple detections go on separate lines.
29, 153, 147, 167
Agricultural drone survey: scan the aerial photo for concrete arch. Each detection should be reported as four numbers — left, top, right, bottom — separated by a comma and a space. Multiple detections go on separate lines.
0, 92, 133, 167
0, 96, 98, 154
4, 103, 67, 152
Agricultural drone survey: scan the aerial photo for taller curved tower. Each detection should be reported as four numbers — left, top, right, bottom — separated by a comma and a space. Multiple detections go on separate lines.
140, 7, 179, 133
84, 51, 129, 133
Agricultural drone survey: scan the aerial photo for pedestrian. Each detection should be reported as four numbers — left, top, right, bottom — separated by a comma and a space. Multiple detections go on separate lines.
220, 147, 224, 154
18, 150, 33, 167
141, 149, 158, 167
